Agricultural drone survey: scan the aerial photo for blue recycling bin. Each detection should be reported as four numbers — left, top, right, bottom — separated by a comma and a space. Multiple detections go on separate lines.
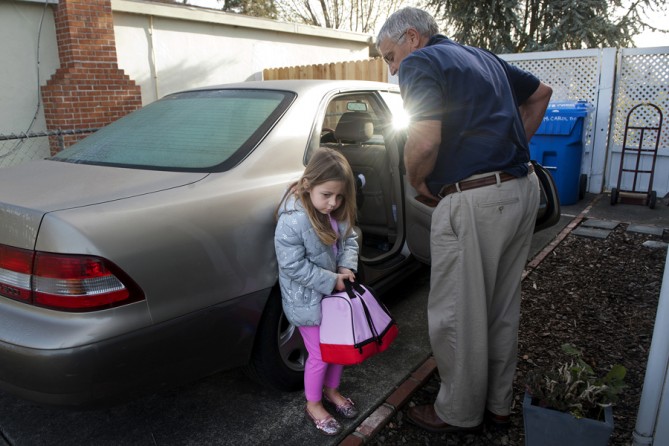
529, 101, 592, 205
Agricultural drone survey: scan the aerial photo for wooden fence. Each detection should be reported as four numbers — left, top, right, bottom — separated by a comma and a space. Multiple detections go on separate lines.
263, 57, 388, 82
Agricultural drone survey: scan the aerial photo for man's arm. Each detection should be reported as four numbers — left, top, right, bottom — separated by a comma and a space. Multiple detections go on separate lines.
404, 119, 442, 200
519, 82, 552, 141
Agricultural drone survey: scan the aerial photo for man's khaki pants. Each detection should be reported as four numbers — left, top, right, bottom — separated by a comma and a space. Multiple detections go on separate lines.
429, 172, 540, 427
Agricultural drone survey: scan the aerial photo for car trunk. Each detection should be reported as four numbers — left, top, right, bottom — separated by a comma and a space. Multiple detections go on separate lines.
0, 160, 208, 249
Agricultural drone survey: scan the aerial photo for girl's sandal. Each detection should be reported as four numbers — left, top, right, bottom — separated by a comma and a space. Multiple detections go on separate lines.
305, 406, 342, 436
323, 393, 359, 419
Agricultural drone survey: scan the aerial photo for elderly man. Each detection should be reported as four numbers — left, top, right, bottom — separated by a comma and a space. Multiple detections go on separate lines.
377, 7, 552, 433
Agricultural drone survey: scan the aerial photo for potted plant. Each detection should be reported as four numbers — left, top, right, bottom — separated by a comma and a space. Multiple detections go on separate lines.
523, 343, 626, 446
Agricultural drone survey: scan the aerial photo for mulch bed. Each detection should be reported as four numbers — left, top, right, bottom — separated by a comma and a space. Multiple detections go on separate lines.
370, 222, 667, 445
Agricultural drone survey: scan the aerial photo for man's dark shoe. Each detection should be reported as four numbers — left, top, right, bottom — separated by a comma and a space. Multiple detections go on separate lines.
484, 409, 511, 428
406, 405, 483, 433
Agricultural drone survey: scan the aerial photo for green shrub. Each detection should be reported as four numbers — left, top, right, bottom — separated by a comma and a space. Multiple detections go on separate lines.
526, 343, 627, 420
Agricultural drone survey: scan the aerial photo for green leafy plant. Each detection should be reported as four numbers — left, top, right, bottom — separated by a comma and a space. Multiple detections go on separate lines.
526, 343, 627, 420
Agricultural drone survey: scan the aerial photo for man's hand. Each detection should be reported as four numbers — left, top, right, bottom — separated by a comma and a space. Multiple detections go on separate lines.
415, 182, 439, 202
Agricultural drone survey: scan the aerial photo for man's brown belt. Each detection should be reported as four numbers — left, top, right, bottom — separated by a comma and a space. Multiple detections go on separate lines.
437, 164, 535, 199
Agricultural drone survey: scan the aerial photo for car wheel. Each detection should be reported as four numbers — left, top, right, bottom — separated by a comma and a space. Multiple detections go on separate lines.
244, 289, 306, 391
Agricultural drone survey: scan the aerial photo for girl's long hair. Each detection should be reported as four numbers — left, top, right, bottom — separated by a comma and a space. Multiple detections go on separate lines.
277, 147, 357, 246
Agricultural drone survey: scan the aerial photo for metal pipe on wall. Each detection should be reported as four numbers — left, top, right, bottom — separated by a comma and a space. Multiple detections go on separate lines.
633, 248, 669, 445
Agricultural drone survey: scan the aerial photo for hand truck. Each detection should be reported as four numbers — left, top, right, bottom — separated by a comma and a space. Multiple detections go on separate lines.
610, 103, 663, 209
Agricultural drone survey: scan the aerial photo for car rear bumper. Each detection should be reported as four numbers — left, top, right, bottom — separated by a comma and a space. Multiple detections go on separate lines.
0, 290, 268, 407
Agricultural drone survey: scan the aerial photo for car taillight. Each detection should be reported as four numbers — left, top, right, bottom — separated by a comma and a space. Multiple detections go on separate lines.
0, 245, 33, 302
0, 244, 144, 311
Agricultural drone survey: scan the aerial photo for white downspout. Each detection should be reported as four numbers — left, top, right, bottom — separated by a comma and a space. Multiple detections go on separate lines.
633, 248, 669, 445
148, 15, 159, 101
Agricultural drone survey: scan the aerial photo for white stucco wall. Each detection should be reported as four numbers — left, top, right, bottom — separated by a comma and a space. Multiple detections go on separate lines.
1, 0, 373, 135
0, 0, 60, 138
112, 0, 372, 104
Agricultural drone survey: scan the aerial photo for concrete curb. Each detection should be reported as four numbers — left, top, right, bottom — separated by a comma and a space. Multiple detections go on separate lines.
339, 357, 438, 445
338, 195, 600, 445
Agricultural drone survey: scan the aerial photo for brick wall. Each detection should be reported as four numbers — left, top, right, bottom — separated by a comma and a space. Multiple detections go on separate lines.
41, 0, 142, 154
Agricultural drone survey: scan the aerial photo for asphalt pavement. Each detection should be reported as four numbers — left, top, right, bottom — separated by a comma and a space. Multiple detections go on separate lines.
0, 193, 667, 446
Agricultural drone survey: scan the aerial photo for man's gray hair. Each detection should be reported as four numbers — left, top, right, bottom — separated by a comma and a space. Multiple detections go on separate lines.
376, 7, 440, 50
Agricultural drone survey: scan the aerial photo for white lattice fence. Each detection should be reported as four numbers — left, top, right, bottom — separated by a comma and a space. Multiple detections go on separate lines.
502, 47, 669, 198
501, 49, 610, 195
507, 55, 599, 102
607, 48, 669, 197
504, 52, 599, 145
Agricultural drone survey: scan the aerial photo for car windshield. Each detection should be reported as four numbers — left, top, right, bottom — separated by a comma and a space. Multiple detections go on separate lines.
50, 89, 295, 171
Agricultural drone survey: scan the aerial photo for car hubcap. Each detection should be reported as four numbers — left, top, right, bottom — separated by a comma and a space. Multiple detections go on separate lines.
277, 314, 307, 372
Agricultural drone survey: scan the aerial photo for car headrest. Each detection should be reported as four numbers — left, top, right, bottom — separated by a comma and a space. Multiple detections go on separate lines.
334, 112, 373, 143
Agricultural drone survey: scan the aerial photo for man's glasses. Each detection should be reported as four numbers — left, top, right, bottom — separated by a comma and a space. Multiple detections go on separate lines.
382, 30, 408, 65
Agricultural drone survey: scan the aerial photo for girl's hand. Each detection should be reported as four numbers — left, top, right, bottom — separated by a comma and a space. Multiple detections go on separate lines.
334, 268, 356, 291
338, 267, 355, 281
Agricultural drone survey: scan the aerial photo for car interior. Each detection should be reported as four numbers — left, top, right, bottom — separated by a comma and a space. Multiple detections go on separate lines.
318, 94, 406, 263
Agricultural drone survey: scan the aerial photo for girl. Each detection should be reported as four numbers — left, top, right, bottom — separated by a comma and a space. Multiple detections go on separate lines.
274, 147, 360, 436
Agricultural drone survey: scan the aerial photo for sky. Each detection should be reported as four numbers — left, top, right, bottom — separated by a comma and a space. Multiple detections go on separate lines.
186, 0, 668, 48
634, 12, 669, 47
636, 30, 669, 48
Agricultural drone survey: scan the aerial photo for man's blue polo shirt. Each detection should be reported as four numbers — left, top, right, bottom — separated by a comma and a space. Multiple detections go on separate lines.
398, 35, 540, 196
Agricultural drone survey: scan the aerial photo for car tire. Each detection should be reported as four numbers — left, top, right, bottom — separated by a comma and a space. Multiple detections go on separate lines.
243, 289, 306, 391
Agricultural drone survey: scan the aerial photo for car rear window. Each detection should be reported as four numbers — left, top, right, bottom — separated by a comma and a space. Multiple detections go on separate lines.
51, 89, 295, 171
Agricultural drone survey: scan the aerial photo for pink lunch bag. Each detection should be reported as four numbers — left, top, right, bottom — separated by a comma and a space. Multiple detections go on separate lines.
319, 280, 398, 365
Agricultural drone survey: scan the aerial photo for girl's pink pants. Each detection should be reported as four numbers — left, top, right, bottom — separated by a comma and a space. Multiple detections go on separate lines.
298, 325, 343, 401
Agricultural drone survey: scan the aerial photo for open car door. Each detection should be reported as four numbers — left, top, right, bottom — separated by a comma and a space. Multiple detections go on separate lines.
377, 91, 435, 265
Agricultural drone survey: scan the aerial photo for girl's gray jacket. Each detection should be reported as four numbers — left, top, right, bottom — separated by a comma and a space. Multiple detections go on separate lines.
274, 195, 358, 327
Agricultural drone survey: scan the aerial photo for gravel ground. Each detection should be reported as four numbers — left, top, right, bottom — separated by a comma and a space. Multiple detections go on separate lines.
369, 221, 667, 446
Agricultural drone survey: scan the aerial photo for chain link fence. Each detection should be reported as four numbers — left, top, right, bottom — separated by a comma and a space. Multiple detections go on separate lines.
0, 129, 98, 169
